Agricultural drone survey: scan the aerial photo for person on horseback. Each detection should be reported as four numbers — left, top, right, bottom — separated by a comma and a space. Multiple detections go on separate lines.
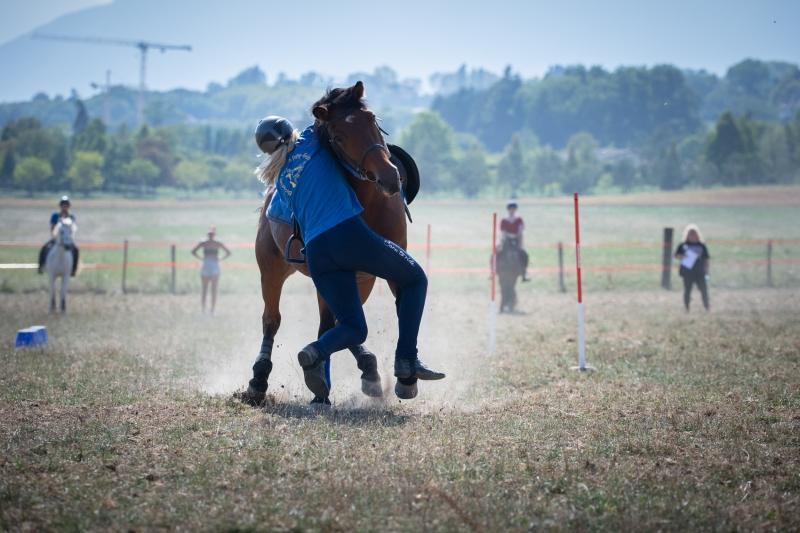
39, 196, 79, 276
254, 114, 445, 402
500, 201, 529, 281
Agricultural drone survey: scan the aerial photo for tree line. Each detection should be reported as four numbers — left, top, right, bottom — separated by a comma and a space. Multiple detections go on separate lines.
0, 99, 258, 196
399, 108, 800, 197
433, 60, 800, 150
417, 59, 800, 195
4, 103, 799, 199
2, 59, 799, 197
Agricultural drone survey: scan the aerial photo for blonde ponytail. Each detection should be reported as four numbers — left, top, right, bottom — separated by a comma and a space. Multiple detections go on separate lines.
255, 129, 300, 185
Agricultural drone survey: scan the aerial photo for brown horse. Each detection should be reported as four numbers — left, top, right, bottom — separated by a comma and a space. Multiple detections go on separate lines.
242, 81, 409, 405
496, 236, 525, 313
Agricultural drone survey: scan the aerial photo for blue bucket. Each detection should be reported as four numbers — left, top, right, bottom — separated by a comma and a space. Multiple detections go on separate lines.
15, 326, 48, 348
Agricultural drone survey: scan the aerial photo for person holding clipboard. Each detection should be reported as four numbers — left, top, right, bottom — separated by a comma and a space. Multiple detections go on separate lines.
675, 224, 711, 311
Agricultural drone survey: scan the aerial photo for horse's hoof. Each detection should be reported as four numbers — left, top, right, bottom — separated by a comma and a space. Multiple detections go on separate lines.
355, 350, 382, 397
361, 378, 383, 398
395, 378, 418, 400
298, 345, 330, 399
236, 385, 266, 407
309, 395, 331, 406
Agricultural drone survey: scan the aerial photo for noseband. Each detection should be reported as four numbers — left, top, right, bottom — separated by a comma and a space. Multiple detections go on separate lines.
324, 114, 390, 182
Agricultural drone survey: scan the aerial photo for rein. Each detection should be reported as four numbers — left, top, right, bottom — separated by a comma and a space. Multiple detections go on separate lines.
322, 115, 390, 182
319, 117, 414, 223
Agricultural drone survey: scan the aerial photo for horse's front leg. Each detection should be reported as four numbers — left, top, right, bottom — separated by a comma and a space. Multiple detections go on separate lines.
48, 273, 56, 313
60, 271, 69, 313
317, 275, 382, 398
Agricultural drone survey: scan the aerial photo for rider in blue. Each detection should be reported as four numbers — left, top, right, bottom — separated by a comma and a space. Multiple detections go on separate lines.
255, 116, 445, 401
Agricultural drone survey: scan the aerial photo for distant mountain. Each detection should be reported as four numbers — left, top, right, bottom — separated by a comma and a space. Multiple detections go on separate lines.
0, 64, 430, 132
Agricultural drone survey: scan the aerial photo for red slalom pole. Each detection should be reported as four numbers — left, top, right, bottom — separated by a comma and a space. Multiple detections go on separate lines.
426, 223, 432, 274
573, 193, 592, 371
574, 193, 583, 304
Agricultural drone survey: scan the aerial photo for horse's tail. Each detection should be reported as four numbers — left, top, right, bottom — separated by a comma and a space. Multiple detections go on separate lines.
258, 188, 272, 230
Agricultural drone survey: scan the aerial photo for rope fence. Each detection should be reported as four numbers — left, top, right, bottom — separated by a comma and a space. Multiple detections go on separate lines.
2, 230, 799, 293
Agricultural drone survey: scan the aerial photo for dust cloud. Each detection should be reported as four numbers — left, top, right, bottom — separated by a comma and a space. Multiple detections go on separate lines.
194, 275, 491, 411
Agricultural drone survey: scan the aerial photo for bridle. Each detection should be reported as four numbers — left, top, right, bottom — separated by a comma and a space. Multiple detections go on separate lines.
323, 111, 390, 182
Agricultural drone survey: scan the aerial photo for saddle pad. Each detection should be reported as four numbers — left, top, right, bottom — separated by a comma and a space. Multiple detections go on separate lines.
265, 142, 422, 225
388, 144, 420, 205
265, 188, 293, 226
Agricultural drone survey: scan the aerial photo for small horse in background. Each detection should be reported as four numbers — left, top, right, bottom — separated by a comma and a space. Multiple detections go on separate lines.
496, 236, 525, 313
46, 218, 77, 313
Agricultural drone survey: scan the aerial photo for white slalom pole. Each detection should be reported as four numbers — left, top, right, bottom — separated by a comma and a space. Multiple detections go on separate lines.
577, 301, 586, 369
572, 193, 594, 372
487, 212, 498, 356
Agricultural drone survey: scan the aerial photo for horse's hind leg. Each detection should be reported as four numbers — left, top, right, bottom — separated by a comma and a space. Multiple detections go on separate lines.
353, 275, 382, 396
242, 223, 291, 406
245, 271, 287, 404
381, 279, 418, 399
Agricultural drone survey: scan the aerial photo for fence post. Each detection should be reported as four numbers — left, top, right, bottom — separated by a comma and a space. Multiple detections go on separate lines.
122, 239, 129, 294
767, 239, 773, 287
170, 244, 176, 294
426, 223, 432, 274
557, 241, 566, 293
661, 227, 674, 290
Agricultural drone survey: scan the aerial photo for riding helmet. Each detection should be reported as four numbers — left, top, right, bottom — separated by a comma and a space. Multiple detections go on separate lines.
255, 116, 295, 154
507, 201, 518, 209
59, 195, 71, 207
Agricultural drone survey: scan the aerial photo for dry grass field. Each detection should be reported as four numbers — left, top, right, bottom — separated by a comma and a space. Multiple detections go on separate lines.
1, 187, 799, 530
1, 284, 798, 531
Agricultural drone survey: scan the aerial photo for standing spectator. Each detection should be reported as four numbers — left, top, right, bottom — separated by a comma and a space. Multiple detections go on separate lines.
675, 224, 711, 311
39, 196, 79, 276
191, 227, 231, 315
500, 201, 529, 281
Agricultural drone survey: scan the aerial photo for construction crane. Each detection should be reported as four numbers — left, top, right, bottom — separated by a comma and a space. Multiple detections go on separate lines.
32, 32, 192, 126
90, 70, 112, 126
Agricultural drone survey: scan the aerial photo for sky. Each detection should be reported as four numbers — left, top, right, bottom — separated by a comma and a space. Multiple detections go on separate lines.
0, 0, 799, 101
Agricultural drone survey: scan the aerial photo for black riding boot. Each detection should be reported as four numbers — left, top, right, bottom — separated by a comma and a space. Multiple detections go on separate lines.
71, 245, 80, 277
38, 241, 53, 274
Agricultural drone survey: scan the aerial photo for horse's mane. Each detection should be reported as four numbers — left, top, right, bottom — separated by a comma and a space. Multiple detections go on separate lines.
311, 86, 366, 125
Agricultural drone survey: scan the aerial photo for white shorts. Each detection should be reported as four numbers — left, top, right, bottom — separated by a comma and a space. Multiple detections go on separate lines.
201, 259, 220, 278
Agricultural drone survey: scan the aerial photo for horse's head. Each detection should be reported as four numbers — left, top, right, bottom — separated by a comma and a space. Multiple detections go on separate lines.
54, 218, 76, 244
312, 81, 400, 196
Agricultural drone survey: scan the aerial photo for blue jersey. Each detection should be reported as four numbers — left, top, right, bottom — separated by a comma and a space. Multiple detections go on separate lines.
266, 126, 363, 244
